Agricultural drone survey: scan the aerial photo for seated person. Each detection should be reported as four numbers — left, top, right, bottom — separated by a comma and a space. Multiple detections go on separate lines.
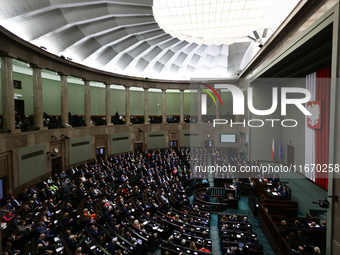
274, 182, 283, 192
203, 192, 210, 202
290, 245, 306, 255
292, 220, 300, 228
221, 224, 229, 231
83, 208, 97, 221
241, 216, 248, 223
3, 242, 20, 255
297, 230, 310, 242
62, 212, 76, 225
278, 186, 288, 197
271, 174, 278, 185
199, 243, 210, 252
35, 221, 55, 240
1, 210, 14, 222
320, 220, 327, 230
181, 239, 189, 248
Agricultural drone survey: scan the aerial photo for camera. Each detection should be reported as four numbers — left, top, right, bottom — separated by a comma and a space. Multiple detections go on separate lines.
313, 195, 338, 209
312, 199, 330, 209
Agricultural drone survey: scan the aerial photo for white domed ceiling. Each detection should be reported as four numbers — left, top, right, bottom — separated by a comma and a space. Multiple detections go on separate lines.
0, 0, 299, 81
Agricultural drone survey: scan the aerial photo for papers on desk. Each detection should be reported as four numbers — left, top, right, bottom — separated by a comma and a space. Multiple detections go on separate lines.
267, 183, 272, 186
143, 221, 149, 226
56, 247, 64, 252
308, 223, 320, 227
56, 210, 61, 214
1, 223, 7, 229
157, 228, 163, 232
54, 237, 61, 242
272, 192, 278, 196
54, 220, 58, 224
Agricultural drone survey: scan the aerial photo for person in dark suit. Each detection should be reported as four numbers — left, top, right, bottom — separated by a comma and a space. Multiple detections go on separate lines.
89, 225, 103, 237
67, 235, 79, 252
241, 216, 248, 224
106, 238, 117, 254
271, 174, 278, 185
297, 231, 310, 242
290, 246, 307, 255
20, 189, 31, 202
122, 204, 131, 218
235, 179, 241, 199
274, 182, 283, 192
35, 221, 55, 240
64, 202, 77, 215
203, 192, 210, 202
36, 234, 55, 253
320, 220, 327, 230
3, 242, 20, 255
124, 232, 132, 243
10, 195, 22, 208
279, 186, 288, 197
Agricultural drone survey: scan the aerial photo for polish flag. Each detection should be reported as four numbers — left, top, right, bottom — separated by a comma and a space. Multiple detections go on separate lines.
272, 138, 276, 159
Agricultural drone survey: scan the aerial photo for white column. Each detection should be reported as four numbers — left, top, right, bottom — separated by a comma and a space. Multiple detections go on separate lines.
198, 89, 202, 123
84, 79, 91, 126
125, 86, 130, 125
162, 88, 167, 123
1, 57, 15, 131
60, 74, 69, 127
180, 89, 184, 123
144, 87, 149, 124
33, 67, 44, 129
105, 84, 112, 125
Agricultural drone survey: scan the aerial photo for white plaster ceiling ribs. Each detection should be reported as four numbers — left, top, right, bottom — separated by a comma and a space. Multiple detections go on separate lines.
0, 0, 300, 80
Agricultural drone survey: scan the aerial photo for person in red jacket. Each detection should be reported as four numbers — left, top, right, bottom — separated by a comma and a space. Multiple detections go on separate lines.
199, 243, 211, 253
1, 210, 14, 222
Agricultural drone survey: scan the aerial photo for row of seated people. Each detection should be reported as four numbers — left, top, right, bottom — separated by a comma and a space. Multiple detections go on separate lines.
227, 148, 259, 171
218, 214, 263, 255
2, 148, 194, 255
278, 217, 326, 254
210, 148, 237, 179
123, 150, 213, 254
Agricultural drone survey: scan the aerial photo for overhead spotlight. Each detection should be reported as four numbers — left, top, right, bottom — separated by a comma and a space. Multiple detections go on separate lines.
40, 46, 47, 50
262, 28, 268, 38
60, 55, 65, 59
51, 135, 57, 140
61, 134, 71, 139
236, 69, 243, 76
66, 57, 72, 61
247, 28, 269, 48
253, 30, 260, 40
46, 152, 56, 157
